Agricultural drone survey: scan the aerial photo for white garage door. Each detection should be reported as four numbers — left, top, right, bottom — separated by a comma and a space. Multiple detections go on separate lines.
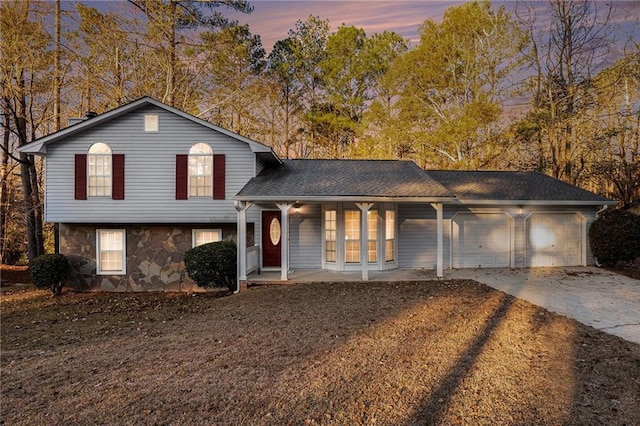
526, 213, 582, 267
452, 213, 511, 268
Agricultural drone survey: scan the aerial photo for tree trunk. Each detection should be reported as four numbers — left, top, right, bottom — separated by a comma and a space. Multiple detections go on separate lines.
167, 0, 177, 107
0, 100, 10, 263
53, 0, 61, 253
15, 71, 43, 261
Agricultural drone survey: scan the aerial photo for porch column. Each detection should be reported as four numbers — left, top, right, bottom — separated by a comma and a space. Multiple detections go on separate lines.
357, 203, 374, 281
276, 202, 294, 281
234, 200, 253, 293
431, 202, 444, 279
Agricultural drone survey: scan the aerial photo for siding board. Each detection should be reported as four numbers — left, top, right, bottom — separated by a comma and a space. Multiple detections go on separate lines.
289, 204, 322, 269
398, 204, 452, 269
46, 106, 257, 223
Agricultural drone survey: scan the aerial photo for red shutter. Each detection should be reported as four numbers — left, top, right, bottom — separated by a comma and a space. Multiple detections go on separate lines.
112, 154, 125, 200
75, 154, 87, 200
176, 154, 188, 200
213, 154, 225, 200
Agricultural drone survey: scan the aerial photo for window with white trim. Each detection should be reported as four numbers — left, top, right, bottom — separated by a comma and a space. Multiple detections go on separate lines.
97, 229, 126, 274
144, 114, 159, 132
345, 210, 360, 263
367, 210, 377, 263
325, 210, 337, 262
88, 142, 112, 197
192, 229, 222, 247
385, 210, 395, 262
188, 143, 213, 197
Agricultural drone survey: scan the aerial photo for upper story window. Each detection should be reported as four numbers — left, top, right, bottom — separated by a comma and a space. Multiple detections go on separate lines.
188, 143, 213, 197
144, 114, 159, 132
88, 143, 112, 197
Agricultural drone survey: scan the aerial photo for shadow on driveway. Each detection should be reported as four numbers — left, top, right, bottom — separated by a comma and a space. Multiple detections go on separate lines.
448, 266, 640, 344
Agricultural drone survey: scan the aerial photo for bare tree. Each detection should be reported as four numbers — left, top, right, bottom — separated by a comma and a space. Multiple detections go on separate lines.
1, 0, 51, 260
516, 0, 615, 184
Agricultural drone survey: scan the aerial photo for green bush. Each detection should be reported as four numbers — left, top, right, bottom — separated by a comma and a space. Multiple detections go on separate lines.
184, 241, 237, 291
589, 209, 640, 266
29, 254, 72, 296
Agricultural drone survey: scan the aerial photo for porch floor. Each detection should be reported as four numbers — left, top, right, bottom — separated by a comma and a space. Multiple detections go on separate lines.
246, 268, 441, 285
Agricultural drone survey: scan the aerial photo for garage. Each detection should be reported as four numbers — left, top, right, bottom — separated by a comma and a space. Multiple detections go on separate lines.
526, 213, 583, 266
452, 213, 511, 268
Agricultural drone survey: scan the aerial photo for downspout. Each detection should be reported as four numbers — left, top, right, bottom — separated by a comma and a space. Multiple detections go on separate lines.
596, 204, 608, 219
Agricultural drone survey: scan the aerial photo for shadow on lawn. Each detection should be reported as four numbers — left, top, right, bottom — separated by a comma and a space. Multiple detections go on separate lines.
406, 293, 515, 424
2, 280, 640, 425
249, 281, 526, 424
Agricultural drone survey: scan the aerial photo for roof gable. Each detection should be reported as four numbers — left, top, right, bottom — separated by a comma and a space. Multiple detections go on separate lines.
19, 97, 280, 162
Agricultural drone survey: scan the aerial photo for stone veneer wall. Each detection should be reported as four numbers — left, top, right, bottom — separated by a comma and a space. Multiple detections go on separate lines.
60, 223, 253, 292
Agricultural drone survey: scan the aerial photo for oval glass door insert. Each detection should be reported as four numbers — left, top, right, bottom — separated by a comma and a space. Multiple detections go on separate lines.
269, 217, 281, 246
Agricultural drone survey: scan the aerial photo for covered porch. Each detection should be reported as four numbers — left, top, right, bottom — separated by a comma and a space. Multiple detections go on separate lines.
233, 160, 458, 292
235, 200, 449, 287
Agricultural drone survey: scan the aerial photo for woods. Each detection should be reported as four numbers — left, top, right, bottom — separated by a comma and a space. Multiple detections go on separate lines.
1, 0, 638, 263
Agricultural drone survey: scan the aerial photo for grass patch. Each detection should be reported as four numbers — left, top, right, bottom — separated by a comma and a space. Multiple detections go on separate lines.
2, 280, 639, 425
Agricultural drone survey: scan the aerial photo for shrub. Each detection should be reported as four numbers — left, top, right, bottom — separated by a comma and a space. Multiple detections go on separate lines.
184, 241, 237, 291
29, 254, 72, 296
589, 209, 640, 266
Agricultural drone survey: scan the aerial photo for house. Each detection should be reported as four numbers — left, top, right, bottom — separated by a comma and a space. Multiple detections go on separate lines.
19, 97, 616, 292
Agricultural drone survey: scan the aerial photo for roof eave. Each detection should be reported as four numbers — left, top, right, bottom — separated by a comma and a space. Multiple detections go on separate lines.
455, 199, 617, 206
18, 96, 282, 163
18, 97, 153, 153
234, 195, 459, 203
19, 142, 46, 155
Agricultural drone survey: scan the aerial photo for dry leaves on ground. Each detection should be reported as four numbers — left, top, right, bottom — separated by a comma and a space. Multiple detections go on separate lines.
2, 280, 639, 425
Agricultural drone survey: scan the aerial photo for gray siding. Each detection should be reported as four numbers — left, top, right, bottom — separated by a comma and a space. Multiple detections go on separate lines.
45, 105, 256, 223
398, 204, 451, 269
289, 204, 322, 269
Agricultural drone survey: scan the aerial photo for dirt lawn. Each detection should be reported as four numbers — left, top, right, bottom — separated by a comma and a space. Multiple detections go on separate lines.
2, 280, 639, 425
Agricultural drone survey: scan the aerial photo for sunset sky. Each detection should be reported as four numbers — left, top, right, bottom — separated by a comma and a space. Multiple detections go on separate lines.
225, 0, 460, 48
85, 0, 639, 54
224, 0, 639, 53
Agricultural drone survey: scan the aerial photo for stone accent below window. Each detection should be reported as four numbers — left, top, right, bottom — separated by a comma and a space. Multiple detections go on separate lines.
60, 223, 249, 292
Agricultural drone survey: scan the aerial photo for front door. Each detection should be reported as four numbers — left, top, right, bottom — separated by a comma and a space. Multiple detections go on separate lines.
262, 211, 282, 268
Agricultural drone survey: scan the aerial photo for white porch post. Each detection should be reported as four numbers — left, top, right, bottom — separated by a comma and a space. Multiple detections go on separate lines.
234, 200, 253, 293
276, 202, 294, 281
431, 202, 444, 279
357, 203, 374, 281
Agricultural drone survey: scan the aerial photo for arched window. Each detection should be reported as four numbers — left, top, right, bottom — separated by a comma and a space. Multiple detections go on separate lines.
88, 143, 112, 197
188, 143, 213, 197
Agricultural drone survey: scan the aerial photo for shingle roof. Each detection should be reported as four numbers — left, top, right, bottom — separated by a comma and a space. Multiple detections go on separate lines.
428, 170, 612, 202
237, 160, 453, 200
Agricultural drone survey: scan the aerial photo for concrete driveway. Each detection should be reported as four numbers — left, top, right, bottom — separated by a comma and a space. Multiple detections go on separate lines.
448, 266, 640, 344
